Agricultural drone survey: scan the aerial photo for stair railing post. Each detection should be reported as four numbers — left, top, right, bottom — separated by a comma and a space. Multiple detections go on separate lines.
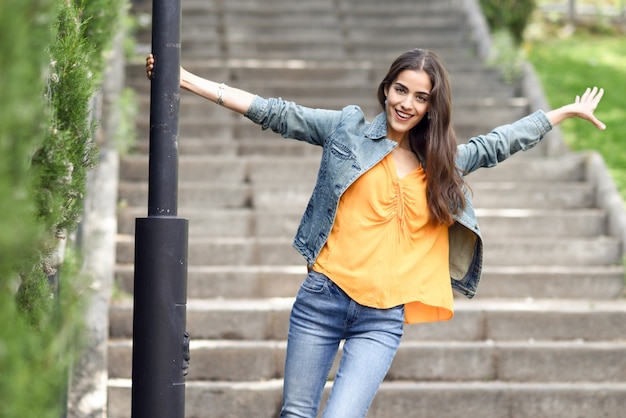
131, 0, 189, 417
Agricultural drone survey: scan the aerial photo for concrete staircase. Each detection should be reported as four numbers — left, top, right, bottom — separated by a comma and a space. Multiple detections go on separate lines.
108, 0, 626, 416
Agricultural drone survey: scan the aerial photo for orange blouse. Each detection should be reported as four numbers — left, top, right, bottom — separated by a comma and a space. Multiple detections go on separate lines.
313, 153, 453, 324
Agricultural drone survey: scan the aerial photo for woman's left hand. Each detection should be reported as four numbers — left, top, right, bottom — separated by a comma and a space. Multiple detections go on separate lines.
548, 86, 606, 130
571, 86, 605, 130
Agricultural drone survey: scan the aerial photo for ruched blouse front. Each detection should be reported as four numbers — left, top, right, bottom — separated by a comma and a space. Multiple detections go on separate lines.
313, 153, 453, 324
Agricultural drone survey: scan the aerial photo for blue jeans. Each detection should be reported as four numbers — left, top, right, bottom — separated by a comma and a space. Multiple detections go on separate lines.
280, 271, 404, 418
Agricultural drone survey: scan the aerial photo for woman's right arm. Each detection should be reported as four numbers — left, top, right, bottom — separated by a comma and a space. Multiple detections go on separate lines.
146, 53, 349, 146
146, 53, 255, 115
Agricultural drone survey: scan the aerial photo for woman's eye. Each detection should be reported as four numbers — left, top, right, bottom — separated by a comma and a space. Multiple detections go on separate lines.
395, 86, 406, 94
416, 96, 428, 103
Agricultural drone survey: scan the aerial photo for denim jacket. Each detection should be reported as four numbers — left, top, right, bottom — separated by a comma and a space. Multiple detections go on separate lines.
246, 96, 553, 298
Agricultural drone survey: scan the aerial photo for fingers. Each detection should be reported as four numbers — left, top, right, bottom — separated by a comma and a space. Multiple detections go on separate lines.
582, 87, 606, 130
574, 87, 606, 130
583, 87, 605, 115
591, 87, 604, 106
590, 115, 606, 130
579, 86, 604, 104
146, 53, 155, 79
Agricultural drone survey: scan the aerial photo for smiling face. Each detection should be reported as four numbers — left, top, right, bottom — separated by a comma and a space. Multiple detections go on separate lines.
384, 69, 432, 143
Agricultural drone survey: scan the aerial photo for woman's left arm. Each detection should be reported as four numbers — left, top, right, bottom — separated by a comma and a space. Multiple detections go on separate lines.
545, 87, 605, 130
457, 87, 606, 174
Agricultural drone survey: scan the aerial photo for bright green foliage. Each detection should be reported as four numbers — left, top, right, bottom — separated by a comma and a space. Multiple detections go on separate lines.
14, 260, 55, 329
0, 253, 86, 418
34, 0, 99, 239
480, 0, 537, 44
81, 0, 126, 80
25, 0, 125, 326
0, 292, 66, 418
0, 0, 52, 286
0, 0, 126, 415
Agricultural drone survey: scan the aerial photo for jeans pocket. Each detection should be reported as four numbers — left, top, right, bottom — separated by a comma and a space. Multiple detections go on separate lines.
300, 270, 329, 294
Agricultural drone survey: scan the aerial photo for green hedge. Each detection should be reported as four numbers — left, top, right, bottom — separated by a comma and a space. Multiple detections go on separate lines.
479, 0, 537, 44
0, 0, 51, 286
0, 0, 124, 415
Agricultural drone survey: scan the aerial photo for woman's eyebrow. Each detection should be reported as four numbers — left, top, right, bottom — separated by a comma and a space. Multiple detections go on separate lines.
394, 81, 430, 96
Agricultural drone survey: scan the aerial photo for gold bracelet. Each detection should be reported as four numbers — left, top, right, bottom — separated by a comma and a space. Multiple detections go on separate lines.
216, 83, 227, 106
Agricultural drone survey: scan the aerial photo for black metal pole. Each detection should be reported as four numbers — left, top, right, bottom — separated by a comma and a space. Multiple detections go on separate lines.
131, 0, 189, 416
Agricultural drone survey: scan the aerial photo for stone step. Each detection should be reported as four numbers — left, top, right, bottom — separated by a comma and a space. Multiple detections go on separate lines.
341, 14, 462, 28
108, 339, 626, 383
231, 0, 449, 9
219, 0, 337, 12
345, 45, 482, 64
336, 0, 460, 14
114, 263, 625, 301
106, 378, 626, 418
119, 154, 586, 184
117, 207, 607, 239
344, 27, 464, 44
219, 14, 341, 27
177, 42, 479, 61
216, 14, 462, 31
109, 298, 626, 342
118, 181, 596, 210
132, 0, 341, 14
129, 137, 321, 157
216, 0, 455, 14
180, 27, 464, 46
115, 234, 621, 267
148, 10, 466, 43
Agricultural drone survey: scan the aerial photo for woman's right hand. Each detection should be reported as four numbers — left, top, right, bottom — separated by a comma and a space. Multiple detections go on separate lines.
146, 53, 155, 79
146, 53, 188, 88
145, 53, 255, 113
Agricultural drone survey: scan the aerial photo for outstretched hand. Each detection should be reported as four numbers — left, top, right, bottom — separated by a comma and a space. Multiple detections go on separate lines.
573, 87, 605, 130
565, 87, 606, 130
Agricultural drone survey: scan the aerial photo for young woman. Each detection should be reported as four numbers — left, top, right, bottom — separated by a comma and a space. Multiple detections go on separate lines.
146, 48, 605, 417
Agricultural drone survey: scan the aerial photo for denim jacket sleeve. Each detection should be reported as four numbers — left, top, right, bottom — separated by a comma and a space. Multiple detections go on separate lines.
245, 95, 351, 146
449, 110, 552, 299
455, 110, 553, 174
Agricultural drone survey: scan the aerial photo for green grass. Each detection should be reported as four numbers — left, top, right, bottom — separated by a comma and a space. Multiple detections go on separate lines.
526, 31, 626, 200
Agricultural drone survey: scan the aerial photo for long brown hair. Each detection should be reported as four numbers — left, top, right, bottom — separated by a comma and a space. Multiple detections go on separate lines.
377, 48, 466, 225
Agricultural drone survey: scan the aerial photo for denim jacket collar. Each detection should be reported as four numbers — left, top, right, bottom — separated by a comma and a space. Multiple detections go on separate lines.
365, 112, 388, 139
